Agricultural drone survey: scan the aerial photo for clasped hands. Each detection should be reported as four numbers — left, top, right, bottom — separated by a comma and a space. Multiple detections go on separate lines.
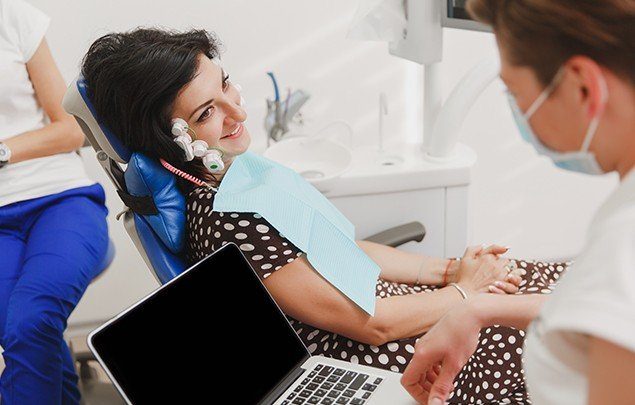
447, 244, 523, 297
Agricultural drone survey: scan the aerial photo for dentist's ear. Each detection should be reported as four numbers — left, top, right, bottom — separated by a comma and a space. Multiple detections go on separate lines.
568, 56, 609, 118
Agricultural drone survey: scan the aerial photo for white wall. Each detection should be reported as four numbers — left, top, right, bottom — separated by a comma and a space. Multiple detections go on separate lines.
28, 0, 617, 331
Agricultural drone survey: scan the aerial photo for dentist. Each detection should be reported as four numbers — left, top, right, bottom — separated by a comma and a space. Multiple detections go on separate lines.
0, 0, 109, 403
401, 0, 635, 404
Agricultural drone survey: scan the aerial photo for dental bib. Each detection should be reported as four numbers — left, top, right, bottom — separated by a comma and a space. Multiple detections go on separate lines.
213, 152, 380, 315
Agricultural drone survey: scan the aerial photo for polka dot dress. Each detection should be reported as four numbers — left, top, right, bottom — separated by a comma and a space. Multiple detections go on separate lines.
185, 186, 569, 404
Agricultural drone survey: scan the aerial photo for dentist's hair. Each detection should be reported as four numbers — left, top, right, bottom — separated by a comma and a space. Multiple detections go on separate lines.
81, 28, 223, 191
467, 0, 635, 86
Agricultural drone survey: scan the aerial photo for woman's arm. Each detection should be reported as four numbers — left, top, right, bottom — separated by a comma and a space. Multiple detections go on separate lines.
357, 240, 458, 285
588, 337, 635, 405
357, 240, 509, 286
264, 249, 512, 346
2, 39, 84, 164
264, 256, 466, 346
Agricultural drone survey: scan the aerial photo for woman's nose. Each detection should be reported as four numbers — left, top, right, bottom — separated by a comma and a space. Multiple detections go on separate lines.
220, 95, 246, 123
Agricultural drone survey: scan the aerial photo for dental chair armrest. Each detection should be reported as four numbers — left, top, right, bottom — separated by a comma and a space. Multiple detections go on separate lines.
363, 221, 426, 248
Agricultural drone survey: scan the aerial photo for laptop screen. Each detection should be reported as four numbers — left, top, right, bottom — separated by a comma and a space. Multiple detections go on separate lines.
90, 243, 310, 404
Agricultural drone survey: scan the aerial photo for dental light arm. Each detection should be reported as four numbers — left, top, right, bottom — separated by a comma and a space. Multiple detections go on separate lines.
427, 56, 500, 159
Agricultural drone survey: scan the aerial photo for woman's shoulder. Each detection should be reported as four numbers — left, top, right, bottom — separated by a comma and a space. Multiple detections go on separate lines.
185, 186, 215, 211
184, 189, 304, 279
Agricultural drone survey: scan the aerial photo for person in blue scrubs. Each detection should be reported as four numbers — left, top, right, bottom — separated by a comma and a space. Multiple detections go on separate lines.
0, 0, 109, 403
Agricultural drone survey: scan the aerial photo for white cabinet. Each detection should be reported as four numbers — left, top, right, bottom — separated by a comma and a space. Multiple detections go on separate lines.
325, 142, 476, 258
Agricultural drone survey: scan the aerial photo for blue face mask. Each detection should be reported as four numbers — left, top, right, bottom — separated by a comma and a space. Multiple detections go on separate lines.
506, 67, 608, 175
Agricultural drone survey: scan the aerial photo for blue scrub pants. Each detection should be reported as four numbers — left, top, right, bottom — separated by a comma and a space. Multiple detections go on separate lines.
0, 184, 109, 405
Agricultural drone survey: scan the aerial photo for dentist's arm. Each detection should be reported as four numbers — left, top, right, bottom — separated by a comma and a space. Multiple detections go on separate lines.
2, 39, 84, 165
401, 293, 547, 404
588, 337, 635, 405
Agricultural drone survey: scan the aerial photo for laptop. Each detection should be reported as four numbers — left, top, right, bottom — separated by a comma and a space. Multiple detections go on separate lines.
88, 243, 417, 404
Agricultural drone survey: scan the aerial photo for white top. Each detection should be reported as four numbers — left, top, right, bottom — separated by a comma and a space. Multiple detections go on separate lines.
0, 0, 92, 207
524, 168, 635, 404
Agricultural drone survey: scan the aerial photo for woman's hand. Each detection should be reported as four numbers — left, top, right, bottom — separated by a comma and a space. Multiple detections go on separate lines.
401, 301, 483, 404
454, 245, 519, 296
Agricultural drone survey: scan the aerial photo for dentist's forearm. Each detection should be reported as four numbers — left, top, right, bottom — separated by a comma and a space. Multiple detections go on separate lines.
468, 293, 548, 330
3, 120, 84, 164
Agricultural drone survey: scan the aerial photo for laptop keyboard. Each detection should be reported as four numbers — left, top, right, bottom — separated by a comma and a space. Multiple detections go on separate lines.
280, 363, 384, 405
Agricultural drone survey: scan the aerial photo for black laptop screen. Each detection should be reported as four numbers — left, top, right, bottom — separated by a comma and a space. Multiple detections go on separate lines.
90, 243, 309, 404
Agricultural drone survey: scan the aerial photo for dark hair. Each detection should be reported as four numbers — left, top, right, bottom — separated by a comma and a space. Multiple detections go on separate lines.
81, 28, 223, 192
467, 0, 635, 87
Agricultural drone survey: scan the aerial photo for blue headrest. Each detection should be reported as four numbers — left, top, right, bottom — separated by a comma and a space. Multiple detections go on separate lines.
124, 153, 186, 254
76, 78, 132, 162
133, 213, 186, 283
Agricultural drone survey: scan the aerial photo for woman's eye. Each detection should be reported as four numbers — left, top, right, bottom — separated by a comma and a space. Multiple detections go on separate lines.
198, 106, 213, 122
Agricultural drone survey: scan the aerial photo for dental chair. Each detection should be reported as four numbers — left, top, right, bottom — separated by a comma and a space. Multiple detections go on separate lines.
62, 76, 426, 404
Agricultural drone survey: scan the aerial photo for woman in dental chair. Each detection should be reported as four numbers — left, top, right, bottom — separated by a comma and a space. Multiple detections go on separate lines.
81, 28, 566, 404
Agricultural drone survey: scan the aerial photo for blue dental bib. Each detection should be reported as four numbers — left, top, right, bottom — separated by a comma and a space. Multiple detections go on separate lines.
213, 152, 380, 315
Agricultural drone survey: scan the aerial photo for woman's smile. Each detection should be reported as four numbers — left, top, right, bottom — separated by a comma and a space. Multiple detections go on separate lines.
221, 122, 243, 140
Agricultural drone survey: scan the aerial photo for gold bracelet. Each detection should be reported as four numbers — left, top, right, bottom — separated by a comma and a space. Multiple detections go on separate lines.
448, 282, 468, 300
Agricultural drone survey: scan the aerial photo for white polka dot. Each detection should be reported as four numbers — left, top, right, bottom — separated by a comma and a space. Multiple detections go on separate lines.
224, 223, 235, 231
230, 213, 239, 218
387, 342, 399, 352
252, 255, 264, 261
350, 355, 359, 364
307, 343, 317, 353
214, 232, 221, 238
378, 354, 389, 365
256, 224, 270, 233
283, 250, 292, 255
235, 233, 248, 240
238, 220, 250, 227
267, 246, 277, 251
261, 263, 273, 270
239, 243, 254, 251
364, 355, 373, 364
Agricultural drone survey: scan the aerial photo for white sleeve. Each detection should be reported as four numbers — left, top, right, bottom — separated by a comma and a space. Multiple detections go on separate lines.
542, 218, 635, 353
4, 0, 50, 62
